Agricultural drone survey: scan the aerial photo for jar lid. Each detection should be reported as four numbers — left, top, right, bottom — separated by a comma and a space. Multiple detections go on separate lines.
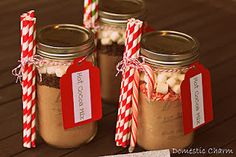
37, 24, 95, 60
99, 0, 145, 25
141, 30, 199, 67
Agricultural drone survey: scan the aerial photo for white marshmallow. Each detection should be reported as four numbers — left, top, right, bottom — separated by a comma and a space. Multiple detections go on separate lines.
55, 66, 68, 77
157, 73, 168, 83
110, 31, 121, 42
162, 72, 172, 77
178, 74, 185, 81
172, 84, 181, 94
38, 66, 46, 74
101, 38, 112, 45
166, 77, 177, 88
117, 38, 125, 45
171, 73, 179, 79
156, 82, 169, 94
101, 30, 110, 38
97, 32, 103, 39
46, 66, 56, 75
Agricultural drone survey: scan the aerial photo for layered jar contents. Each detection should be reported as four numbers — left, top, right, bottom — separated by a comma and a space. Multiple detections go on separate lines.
137, 31, 199, 150
138, 70, 193, 150
97, 24, 125, 104
36, 24, 97, 148
98, 0, 145, 104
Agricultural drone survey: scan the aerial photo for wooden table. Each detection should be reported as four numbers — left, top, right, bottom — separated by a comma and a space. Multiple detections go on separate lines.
0, 0, 235, 156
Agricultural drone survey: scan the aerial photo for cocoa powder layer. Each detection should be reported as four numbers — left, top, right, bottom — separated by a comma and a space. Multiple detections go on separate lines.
37, 84, 97, 148
98, 40, 124, 104
97, 40, 125, 56
98, 53, 122, 104
137, 92, 193, 150
37, 74, 60, 89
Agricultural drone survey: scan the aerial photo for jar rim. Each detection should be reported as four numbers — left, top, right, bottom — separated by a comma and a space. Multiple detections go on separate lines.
99, 0, 145, 25
141, 30, 199, 67
37, 24, 95, 60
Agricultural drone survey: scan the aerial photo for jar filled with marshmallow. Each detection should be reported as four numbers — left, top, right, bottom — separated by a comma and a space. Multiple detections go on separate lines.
97, 0, 145, 104
36, 24, 97, 148
137, 31, 199, 150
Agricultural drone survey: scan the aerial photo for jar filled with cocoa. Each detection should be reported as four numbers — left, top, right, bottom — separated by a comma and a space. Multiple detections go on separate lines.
97, 0, 145, 104
137, 31, 199, 150
36, 24, 97, 148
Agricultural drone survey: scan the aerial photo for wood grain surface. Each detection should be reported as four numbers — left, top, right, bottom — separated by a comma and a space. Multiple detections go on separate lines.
0, 0, 235, 156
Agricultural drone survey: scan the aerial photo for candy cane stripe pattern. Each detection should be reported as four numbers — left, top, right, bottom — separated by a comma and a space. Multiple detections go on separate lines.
142, 64, 155, 99
83, 0, 98, 28
115, 18, 143, 150
20, 10, 37, 148
129, 69, 140, 152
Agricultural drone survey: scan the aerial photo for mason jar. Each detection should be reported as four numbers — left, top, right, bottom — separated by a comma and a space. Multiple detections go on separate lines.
137, 31, 199, 150
97, 0, 145, 104
36, 24, 97, 148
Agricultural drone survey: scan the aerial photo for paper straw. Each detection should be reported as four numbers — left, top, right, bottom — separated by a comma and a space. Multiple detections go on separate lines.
21, 17, 31, 148
20, 10, 36, 148
83, 0, 98, 28
115, 19, 143, 148
28, 17, 36, 148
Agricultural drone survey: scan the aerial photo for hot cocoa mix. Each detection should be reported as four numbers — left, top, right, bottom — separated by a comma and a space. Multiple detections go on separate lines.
36, 24, 98, 148
98, 40, 124, 104
37, 74, 97, 148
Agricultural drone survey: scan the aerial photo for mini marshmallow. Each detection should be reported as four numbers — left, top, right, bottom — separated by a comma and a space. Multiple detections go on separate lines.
101, 30, 110, 38
55, 65, 69, 77
97, 32, 103, 39
122, 32, 126, 38
156, 82, 169, 94
38, 66, 47, 74
101, 38, 112, 45
110, 31, 121, 42
157, 73, 168, 83
178, 74, 185, 81
171, 73, 179, 80
117, 38, 125, 45
162, 72, 172, 77
172, 84, 181, 94
166, 77, 177, 88
46, 66, 56, 75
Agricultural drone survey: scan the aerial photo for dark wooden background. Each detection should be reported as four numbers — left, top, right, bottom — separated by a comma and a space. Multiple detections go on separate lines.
0, 0, 236, 156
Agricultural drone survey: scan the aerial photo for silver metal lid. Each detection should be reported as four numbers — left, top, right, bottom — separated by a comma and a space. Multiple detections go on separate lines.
99, 0, 145, 25
37, 24, 95, 60
141, 30, 199, 67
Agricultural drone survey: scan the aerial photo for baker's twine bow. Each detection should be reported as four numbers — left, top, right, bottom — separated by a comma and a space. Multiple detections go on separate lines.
116, 57, 150, 76
12, 54, 89, 83
12, 55, 46, 83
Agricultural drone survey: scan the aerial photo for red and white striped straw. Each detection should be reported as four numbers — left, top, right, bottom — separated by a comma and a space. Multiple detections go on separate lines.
21, 16, 30, 148
20, 10, 37, 148
115, 20, 134, 146
115, 18, 143, 149
83, 0, 98, 29
31, 17, 37, 148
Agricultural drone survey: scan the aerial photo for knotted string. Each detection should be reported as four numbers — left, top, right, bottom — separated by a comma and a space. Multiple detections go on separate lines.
116, 56, 151, 77
12, 55, 45, 83
12, 54, 90, 83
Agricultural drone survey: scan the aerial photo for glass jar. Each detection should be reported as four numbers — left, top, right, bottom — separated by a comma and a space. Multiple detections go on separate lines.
137, 31, 199, 150
97, 0, 145, 104
36, 24, 97, 148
